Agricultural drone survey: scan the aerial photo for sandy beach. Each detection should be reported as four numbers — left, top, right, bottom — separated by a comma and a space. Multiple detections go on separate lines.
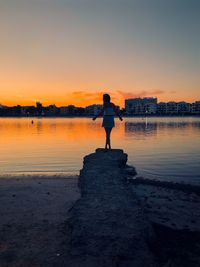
0, 176, 80, 267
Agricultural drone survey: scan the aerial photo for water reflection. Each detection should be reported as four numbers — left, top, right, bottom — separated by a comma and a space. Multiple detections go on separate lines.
125, 121, 157, 137
0, 117, 200, 184
125, 118, 200, 139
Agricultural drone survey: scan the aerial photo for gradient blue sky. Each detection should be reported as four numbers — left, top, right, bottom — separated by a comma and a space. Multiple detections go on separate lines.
0, 0, 199, 107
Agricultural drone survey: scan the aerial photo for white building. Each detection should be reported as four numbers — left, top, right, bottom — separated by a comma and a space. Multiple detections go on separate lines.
166, 102, 178, 114
125, 97, 157, 115
191, 101, 200, 114
157, 102, 167, 114
158, 101, 191, 114
177, 102, 191, 114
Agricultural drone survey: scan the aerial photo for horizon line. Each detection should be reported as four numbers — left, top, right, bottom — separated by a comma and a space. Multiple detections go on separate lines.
1, 98, 200, 109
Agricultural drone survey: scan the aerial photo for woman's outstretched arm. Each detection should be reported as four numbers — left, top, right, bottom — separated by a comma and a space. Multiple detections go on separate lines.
113, 104, 123, 121
92, 107, 104, 120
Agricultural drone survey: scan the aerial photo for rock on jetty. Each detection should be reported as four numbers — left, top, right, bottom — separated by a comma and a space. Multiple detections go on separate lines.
66, 149, 158, 267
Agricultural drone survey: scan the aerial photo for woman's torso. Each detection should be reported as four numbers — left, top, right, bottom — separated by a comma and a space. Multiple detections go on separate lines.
103, 104, 115, 116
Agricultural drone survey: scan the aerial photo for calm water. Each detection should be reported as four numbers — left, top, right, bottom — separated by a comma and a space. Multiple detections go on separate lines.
0, 117, 200, 184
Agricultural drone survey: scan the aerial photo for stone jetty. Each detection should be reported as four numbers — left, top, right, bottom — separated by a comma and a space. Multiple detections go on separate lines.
65, 148, 200, 267
66, 149, 157, 267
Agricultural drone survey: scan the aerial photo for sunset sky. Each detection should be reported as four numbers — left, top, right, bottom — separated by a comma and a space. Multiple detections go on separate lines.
0, 0, 199, 107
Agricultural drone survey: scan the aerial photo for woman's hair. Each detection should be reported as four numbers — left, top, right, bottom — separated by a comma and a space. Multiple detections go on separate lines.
103, 94, 111, 103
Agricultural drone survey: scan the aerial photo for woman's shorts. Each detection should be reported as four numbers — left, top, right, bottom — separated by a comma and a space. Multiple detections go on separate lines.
102, 116, 115, 128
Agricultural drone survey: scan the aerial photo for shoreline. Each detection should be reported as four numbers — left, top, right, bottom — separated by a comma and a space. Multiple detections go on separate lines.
130, 176, 200, 195
0, 114, 200, 118
0, 174, 79, 178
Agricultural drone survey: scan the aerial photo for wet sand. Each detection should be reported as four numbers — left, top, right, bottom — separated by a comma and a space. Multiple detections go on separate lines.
0, 176, 80, 267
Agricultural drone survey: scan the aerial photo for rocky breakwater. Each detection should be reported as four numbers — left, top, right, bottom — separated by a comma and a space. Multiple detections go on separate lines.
66, 149, 158, 267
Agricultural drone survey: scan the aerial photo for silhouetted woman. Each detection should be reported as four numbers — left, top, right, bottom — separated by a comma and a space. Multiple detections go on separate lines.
92, 94, 123, 149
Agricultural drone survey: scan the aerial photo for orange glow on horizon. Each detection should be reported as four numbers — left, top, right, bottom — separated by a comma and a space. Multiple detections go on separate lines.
1, 88, 200, 108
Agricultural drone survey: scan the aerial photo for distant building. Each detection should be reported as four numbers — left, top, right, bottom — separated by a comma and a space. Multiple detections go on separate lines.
191, 101, 200, 114
177, 102, 191, 114
125, 98, 143, 114
36, 102, 43, 115
36, 102, 43, 109
0, 104, 7, 109
158, 101, 191, 115
13, 105, 22, 116
166, 102, 178, 114
157, 102, 167, 114
85, 104, 103, 116
46, 105, 58, 116
145, 99, 157, 114
21, 106, 31, 116
0, 105, 8, 116
125, 97, 157, 115
1, 99, 200, 117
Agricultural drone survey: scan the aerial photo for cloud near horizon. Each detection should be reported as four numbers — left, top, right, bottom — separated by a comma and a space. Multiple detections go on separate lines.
69, 91, 106, 106
116, 90, 165, 100
68, 89, 165, 107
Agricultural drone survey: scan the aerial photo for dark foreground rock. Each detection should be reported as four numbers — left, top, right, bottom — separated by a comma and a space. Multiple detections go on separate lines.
66, 149, 158, 267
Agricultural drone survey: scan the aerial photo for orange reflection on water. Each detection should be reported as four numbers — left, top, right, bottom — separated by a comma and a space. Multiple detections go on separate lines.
0, 118, 124, 158
0, 117, 200, 181
0, 118, 103, 141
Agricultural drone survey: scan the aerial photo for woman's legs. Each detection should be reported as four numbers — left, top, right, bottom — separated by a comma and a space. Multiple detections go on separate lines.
104, 127, 112, 149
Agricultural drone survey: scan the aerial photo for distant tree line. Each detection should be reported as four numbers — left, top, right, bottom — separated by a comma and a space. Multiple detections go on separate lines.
0, 104, 86, 117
